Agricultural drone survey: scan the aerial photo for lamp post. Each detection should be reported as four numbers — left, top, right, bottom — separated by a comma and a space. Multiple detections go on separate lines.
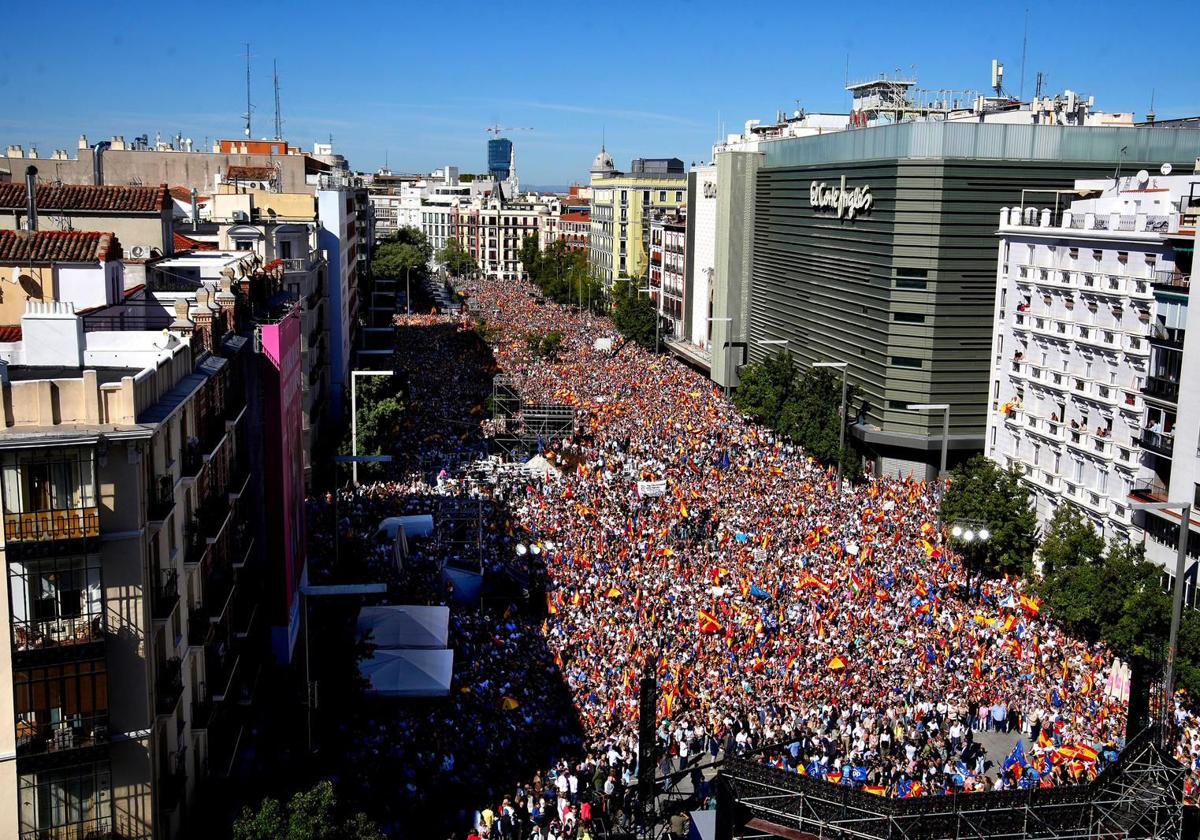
949, 520, 990, 601
637, 285, 661, 353
405, 265, 412, 316
907, 403, 951, 486
814, 361, 849, 493
1131, 499, 1192, 735
709, 317, 733, 398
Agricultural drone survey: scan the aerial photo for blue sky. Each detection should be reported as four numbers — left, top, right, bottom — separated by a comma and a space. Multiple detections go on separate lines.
1, 0, 1196, 185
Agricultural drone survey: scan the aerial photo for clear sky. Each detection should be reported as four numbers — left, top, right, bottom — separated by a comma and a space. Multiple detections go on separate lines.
1, 0, 1196, 185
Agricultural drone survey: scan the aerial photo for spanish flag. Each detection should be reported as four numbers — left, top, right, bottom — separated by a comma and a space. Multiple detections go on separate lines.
1074, 744, 1100, 764
546, 593, 558, 615
1037, 730, 1054, 750
863, 785, 886, 796
1081, 672, 1094, 695
917, 538, 936, 558
680, 499, 689, 519
697, 609, 722, 634
1019, 594, 1042, 617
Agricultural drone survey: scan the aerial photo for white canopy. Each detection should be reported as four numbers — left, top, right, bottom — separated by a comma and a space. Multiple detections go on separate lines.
357, 605, 449, 650
376, 515, 434, 541
360, 649, 454, 698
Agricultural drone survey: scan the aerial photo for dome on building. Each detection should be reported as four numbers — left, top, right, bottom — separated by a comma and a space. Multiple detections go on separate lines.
590, 146, 616, 177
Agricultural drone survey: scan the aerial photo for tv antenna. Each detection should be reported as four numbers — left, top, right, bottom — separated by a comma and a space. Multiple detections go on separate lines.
243, 43, 254, 138
273, 59, 283, 141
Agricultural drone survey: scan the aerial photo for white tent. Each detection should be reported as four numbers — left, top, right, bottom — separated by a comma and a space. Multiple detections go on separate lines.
358, 605, 449, 650
360, 649, 454, 698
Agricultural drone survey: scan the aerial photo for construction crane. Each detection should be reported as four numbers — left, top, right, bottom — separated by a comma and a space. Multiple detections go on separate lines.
486, 125, 533, 137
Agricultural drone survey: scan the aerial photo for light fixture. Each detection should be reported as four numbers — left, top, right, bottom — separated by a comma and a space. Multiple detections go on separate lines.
951, 525, 963, 538
979, 528, 990, 540
964, 530, 975, 542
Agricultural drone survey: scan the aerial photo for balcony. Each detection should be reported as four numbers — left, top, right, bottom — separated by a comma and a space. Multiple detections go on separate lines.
151, 568, 180, 622
181, 447, 203, 479
184, 518, 206, 567
1065, 428, 1114, 459
1130, 481, 1169, 504
1075, 325, 1121, 352
1064, 482, 1109, 516
156, 657, 184, 716
1143, 375, 1180, 403
161, 746, 189, 812
4, 508, 99, 549
1153, 269, 1190, 293
1149, 324, 1186, 349
1124, 334, 1150, 356
16, 711, 108, 760
1138, 430, 1175, 458
147, 475, 175, 523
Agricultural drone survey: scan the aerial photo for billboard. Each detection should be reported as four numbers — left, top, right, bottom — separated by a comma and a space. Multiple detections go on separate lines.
260, 307, 306, 663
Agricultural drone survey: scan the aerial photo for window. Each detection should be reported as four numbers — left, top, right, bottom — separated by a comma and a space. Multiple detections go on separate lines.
15, 659, 108, 757
19, 764, 112, 837
676, 191, 683, 202
893, 312, 926, 323
234, 239, 254, 251
659, 191, 667, 202
891, 356, 923, 368
10, 555, 103, 652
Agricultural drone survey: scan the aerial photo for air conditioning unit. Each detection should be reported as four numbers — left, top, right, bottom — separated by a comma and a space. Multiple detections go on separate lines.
232, 210, 249, 222
127, 244, 152, 260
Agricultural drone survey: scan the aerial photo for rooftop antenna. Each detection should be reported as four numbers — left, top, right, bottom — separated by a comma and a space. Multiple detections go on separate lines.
243, 43, 253, 138
1147, 89, 1157, 124
1018, 7, 1029, 99
273, 59, 283, 141
1034, 71, 1045, 99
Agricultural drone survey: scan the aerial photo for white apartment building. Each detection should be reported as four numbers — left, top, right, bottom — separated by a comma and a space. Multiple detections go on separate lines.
648, 211, 686, 339
986, 173, 1197, 572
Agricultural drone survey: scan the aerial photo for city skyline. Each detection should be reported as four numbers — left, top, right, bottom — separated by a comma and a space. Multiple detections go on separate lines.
2, 0, 1198, 183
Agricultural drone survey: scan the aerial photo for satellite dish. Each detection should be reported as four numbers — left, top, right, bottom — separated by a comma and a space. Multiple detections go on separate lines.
1161, 163, 1173, 176
18, 274, 42, 299
1136, 169, 1150, 185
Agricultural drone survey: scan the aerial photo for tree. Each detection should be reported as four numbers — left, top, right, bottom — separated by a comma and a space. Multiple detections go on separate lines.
338, 374, 404, 480
520, 233, 542, 280
233, 781, 384, 840
1037, 504, 1106, 583
939, 456, 1037, 578
732, 350, 795, 428
611, 278, 660, 350
436, 237, 478, 277
776, 365, 863, 479
371, 226, 431, 290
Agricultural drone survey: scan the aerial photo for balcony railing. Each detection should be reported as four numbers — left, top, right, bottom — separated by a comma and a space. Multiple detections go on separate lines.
1143, 375, 1180, 403
147, 475, 175, 522
4, 508, 99, 545
1153, 269, 1190, 292
16, 711, 108, 758
152, 565, 180, 619
13, 613, 104, 654
1130, 481, 1169, 504
1138, 431, 1175, 458
156, 657, 184, 716
1149, 324, 1186, 348
184, 518, 206, 567
161, 746, 188, 812
20, 816, 115, 840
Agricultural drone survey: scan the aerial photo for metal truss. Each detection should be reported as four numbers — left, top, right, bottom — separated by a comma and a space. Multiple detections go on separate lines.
489, 376, 576, 460
718, 726, 1184, 840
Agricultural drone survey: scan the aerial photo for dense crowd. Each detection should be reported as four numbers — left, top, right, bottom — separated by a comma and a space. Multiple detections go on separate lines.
307, 274, 1200, 838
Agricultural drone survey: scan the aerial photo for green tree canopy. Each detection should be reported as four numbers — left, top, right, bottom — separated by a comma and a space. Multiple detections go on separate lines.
732, 350, 795, 428
611, 278, 660, 350
939, 456, 1038, 577
233, 781, 384, 840
371, 226, 432, 285
436, 237, 478, 277
338, 374, 404, 481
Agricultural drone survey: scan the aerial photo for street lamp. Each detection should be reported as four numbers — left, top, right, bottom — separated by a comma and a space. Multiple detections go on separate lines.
637, 286, 661, 353
1131, 499, 1192, 735
708, 317, 733, 398
814, 361, 849, 494
405, 265, 412, 317
949, 519, 990, 600
907, 403, 951, 485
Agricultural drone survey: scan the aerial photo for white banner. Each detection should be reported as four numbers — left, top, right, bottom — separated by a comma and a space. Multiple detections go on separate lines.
637, 480, 668, 498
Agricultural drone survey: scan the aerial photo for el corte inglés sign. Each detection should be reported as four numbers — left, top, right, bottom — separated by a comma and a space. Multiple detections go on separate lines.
809, 176, 873, 219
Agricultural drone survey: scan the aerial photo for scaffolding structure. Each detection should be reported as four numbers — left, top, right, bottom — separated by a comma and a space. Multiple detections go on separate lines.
716, 725, 1183, 840
490, 375, 576, 458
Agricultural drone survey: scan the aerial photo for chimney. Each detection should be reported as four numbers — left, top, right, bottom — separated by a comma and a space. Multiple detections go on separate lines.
6, 145, 23, 158
22, 301, 84, 368
78, 134, 89, 151
27, 146, 38, 160
24, 166, 37, 232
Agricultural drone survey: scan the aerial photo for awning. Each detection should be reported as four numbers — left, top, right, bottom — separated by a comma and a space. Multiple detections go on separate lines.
357, 605, 449, 649
360, 649, 454, 698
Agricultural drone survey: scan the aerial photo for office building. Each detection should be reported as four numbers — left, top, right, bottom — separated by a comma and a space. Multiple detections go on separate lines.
704, 70, 1195, 479
588, 149, 686, 286
488, 138, 514, 182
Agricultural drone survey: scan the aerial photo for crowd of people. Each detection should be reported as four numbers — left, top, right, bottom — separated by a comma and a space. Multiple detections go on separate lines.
305, 273, 1200, 838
